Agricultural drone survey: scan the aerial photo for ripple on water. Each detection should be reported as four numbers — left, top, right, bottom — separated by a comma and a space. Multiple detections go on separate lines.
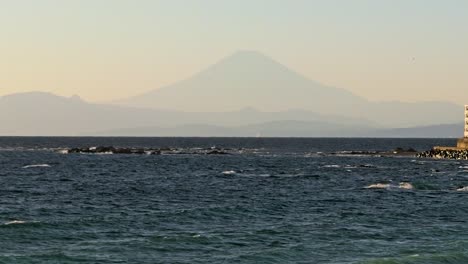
0, 137, 467, 263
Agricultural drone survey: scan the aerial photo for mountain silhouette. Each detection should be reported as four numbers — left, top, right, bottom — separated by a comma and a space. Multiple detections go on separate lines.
0, 92, 374, 136
1, 51, 463, 136
120, 50, 365, 112
0, 92, 462, 137
91, 121, 463, 138
119, 50, 461, 127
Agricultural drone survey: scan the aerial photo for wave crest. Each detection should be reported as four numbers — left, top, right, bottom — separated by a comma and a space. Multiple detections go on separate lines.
22, 164, 51, 169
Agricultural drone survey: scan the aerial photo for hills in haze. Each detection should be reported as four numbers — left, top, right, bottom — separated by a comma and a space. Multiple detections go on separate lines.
0, 51, 464, 137
0, 92, 375, 136
119, 51, 462, 128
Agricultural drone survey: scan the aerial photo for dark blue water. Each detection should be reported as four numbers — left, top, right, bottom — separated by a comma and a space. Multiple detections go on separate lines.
1, 137, 468, 264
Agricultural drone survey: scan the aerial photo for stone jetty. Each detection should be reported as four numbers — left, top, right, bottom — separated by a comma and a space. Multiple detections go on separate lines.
417, 105, 468, 160
417, 139, 468, 160
417, 136, 468, 160
417, 147, 468, 160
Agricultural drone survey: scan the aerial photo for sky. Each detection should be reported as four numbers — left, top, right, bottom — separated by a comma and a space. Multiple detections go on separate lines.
1, 0, 467, 104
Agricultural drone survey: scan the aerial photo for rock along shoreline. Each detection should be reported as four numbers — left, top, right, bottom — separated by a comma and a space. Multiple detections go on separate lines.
57, 146, 468, 160
59, 146, 232, 155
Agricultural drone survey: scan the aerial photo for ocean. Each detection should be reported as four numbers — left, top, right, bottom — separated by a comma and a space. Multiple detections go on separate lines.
1, 137, 467, 264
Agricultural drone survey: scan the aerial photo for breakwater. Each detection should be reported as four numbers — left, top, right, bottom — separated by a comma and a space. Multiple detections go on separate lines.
417, 147, 468, 160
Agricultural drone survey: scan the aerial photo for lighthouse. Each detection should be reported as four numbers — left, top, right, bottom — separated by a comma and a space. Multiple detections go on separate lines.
420, 105, 468, 158
465, 105, 468, 138
456, 105, 468, 148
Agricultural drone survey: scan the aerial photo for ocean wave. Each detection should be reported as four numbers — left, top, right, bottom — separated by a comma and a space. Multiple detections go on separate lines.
411, 159, 429, 165
0, 147, 68, 152
22, 164, 51, 169
322, 164, 378, 169
358, 164, 376, 168
304, 152, 325, 157
362, 252, 468, 264
2, 220, 28, 225
365, 182, 414, 190
222, 170, 237, 175
322, 165, 341, 168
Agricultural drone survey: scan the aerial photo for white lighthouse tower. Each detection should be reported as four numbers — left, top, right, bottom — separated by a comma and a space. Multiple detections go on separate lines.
456, 105, 468, 149
465, 105, 468, 138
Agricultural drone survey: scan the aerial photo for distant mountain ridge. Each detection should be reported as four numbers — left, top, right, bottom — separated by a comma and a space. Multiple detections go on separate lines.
1, 50, 464, 136
369, 123, 463, 138
118, 50, 462, 127
0, 92, 376, 136
0, 92, 462, 137
90, 122, 464, 138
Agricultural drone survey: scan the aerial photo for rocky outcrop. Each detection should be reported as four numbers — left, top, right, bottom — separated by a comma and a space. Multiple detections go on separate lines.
330, 148, 418, 157
59, 146, 232, 155
206, 149, 229, 155
393, 147, 418, 154
64, 146, 156, 155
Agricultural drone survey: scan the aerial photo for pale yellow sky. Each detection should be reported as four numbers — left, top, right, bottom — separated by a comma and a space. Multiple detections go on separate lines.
1, 0, 467, 104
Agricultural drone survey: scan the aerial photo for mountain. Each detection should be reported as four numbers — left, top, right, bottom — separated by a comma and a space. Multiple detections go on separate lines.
1, 91, 461, 137
119, 50, 366, 113
362, 101, 462, 128
1, 50, 464, 136
0, 92, 375, 136
0, 92, 164, 136
370, 123, 463, 138
118, 50, 462, 127
90, 122, 464, 138
90, 120, 375, 137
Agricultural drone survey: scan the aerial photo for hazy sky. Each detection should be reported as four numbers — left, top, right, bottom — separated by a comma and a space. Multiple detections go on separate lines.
1, 0, 467, 104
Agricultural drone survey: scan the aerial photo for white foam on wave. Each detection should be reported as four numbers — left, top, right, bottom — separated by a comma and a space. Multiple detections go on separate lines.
22, 164, 51, 169
222, 170, 236, 175
399, 182, 414, 190
323, 164, 378, 169
365, 183, 391, 189
3, 220, 27, 225
365, 182, 414, 190
322, 165, 341, 168
95, 152, 113, 155
304, 152, 325, 157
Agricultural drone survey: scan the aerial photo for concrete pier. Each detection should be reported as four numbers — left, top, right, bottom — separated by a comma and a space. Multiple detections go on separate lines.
457, 138, 468, 149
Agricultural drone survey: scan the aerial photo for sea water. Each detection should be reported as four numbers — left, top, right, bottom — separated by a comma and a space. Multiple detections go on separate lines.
1, 137, 467, 264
